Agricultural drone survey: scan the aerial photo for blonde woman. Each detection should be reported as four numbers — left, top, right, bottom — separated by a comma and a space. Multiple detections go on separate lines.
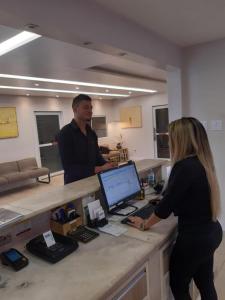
129, 117, 222, 300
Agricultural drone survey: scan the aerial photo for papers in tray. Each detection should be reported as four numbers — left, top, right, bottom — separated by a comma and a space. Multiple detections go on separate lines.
0, 208, 23, 228
98, 223, 127, 237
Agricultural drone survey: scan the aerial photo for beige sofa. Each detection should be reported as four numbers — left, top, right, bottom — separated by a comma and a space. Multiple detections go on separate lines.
0, 157, 50, 187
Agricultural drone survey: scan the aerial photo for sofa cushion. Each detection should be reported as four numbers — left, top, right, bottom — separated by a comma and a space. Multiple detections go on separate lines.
0, 176, 8, 186
0, 161, 19, 176
4, 172, 29, 183
24, 167, 49, 178
17, 157, 38, 171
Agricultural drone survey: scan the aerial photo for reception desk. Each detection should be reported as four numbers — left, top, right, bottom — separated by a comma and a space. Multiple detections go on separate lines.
0, 159, 224, 300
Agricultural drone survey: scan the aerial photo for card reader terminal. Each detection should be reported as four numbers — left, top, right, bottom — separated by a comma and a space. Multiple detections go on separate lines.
1, 248, 29, 271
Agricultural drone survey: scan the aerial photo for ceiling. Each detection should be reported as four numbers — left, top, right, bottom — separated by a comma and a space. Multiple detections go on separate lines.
0, 25, 166, 99
94, 0, 225, 47
2, 1, 223, 99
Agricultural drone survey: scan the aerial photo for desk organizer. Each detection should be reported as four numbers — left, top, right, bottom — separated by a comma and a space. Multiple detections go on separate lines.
50, 216, 82, 236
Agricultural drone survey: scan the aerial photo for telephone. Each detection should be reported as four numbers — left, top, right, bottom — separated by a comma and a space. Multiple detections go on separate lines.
26, 232, 78, 263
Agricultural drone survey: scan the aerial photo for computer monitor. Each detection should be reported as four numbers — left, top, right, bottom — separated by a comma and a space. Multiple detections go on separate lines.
98, 161, 141, 213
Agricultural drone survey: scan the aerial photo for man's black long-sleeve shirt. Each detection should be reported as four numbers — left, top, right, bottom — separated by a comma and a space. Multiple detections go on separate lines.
58, 119, 106, 184
154, 156, 212, 230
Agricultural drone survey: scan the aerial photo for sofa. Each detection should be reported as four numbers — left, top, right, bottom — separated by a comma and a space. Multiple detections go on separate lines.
0, 157, 50, 187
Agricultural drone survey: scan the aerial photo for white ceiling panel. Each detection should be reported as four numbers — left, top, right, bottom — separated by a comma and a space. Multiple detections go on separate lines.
95, 0, 225, 47
0, 25, 166, 99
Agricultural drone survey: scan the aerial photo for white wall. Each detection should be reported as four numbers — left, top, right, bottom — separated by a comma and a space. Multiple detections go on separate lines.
0, 93, 168, 164
183, 39, 225, 228
110, 94, 168, 160
0, 95, 114, 164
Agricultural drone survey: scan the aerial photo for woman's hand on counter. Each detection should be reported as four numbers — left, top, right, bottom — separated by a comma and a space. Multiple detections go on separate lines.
128, 213, 162, 231
127, 216, 147, 231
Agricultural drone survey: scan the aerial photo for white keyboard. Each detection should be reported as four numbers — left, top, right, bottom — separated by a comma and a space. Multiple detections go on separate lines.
117, 206, 136, 215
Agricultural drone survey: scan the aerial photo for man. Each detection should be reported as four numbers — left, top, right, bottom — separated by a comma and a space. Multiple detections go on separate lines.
58, 94, 115, 184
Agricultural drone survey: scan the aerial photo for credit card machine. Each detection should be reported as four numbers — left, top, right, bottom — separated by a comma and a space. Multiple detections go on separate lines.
1, 248, 29, 271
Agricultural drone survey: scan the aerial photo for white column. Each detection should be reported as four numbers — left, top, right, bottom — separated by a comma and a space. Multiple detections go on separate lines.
166, 65, 183, 122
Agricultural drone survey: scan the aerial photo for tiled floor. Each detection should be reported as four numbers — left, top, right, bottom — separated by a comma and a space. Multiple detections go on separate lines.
0, 176, 224, 299
216, 268, 225, 300
0, 175, 64, 205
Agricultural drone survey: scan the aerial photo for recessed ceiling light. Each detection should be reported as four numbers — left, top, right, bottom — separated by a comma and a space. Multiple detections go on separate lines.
0, 31, 41, 56
75, 87, 79, 90
83, 41, 92, 46
34, 83, 39, 86
0, 74, 157, 93
118, 52, 127, 57
0, 85, 128, 97
24, 23, 39, 30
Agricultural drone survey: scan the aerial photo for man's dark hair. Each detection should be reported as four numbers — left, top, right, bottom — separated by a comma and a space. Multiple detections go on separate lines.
72, 94, 92, 109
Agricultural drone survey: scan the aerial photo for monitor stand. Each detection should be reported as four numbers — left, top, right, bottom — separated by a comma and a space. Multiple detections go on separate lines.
109, 202, 138, 216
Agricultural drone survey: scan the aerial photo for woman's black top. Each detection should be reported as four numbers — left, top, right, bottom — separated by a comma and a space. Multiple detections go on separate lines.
154, 156, 213, 231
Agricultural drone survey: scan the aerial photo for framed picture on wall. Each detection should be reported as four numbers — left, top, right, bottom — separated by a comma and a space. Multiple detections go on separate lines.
0, 107, 19, 139
120, 106, 142, 128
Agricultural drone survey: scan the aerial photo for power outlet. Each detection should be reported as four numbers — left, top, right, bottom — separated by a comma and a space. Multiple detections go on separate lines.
0, 233, 12, 247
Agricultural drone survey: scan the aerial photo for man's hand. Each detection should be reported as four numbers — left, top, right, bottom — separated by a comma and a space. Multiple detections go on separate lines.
109, 161, 118, 168
94, 162, 118, 174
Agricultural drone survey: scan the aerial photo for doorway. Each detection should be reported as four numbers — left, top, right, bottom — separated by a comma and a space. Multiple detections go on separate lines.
152, 105, 170, 159
35, 112, 63, 175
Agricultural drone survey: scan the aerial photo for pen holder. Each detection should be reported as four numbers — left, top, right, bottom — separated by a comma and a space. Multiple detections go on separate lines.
50, 215, 82, 236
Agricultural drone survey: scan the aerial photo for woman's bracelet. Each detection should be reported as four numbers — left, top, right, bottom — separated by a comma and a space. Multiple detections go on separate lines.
140, 220, 148, 231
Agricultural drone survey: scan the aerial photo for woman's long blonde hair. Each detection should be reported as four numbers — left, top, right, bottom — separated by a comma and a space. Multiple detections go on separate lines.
169, 117, 220, 221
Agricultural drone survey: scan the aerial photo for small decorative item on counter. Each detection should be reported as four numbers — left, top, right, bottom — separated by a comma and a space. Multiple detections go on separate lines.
153, 180, 165, 194
148, 169, 156, 186
116, 142, 122, 149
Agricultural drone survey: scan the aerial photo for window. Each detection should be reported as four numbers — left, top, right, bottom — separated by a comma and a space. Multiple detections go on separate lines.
91, 116, 107, 138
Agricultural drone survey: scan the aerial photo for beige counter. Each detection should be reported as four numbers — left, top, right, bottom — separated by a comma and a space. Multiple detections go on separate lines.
0, 159, 166, 230
0, 219, 176, 300
0, 158, 175, 300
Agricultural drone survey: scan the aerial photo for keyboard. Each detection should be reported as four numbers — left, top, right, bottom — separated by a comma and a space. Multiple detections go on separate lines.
121, 203, 155, 224
68, 226, 99, 243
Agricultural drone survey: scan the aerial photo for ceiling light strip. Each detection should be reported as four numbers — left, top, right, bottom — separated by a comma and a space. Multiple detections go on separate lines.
0, 74, 157, 93
0, 32, 41, 56
0, 85, 128, 97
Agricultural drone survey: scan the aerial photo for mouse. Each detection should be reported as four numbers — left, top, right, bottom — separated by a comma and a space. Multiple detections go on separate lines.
148, 198, 160, 206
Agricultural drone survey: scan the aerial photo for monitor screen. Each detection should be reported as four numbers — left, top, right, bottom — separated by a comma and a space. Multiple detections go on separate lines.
98, 162, 141, 211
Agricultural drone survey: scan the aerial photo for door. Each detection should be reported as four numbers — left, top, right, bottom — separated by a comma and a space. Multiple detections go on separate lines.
91, 115, 107, 138
35, 112, 63, 174
153, 106, 170, 159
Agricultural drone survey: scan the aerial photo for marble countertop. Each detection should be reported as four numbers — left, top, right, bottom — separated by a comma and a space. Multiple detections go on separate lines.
0, 233, 157, 300
0, 157, 177, 300
0, 216, 177, 300
0, 159, 166, 230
